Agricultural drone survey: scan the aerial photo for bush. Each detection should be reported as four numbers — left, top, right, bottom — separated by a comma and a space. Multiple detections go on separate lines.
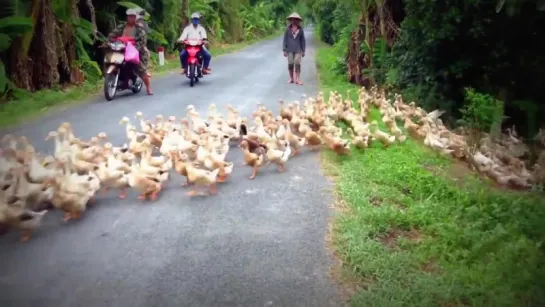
458, 87, 504, 149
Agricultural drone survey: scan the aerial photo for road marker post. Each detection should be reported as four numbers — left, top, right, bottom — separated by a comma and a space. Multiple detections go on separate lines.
157, 47, 165, 66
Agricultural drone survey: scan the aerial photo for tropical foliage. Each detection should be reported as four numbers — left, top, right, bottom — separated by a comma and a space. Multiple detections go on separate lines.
309, 0, 545, 139
0, 0, 295, 99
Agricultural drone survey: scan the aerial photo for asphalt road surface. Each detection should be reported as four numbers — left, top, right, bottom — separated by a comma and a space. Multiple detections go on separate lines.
0, 31, 342, 307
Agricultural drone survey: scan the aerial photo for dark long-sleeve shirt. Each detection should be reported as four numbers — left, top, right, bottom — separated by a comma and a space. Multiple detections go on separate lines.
282, 25, 306, 53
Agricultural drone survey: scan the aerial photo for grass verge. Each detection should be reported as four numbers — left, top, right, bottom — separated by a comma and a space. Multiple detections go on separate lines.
0, 31, 282, 129
317, 43, 545, 306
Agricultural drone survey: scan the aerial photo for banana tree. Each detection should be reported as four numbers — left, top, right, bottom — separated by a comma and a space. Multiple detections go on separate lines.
241, 1, 275, 40
0, 16, 33, 94
189, 0, 222, 41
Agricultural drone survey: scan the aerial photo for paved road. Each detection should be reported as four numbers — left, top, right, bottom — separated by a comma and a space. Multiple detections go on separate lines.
0, 32, 341, 307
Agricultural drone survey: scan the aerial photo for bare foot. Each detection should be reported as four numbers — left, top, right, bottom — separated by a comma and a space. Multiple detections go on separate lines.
287, 79, 294, 84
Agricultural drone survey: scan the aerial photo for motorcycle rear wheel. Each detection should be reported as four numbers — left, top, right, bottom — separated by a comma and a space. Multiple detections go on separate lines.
104, 72, 118, 101
131, 78, 143, 93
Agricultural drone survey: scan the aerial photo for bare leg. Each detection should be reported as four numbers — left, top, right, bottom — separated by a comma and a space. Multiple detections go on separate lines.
295, 63, 303, 85
287, 63, 294, 83
142, 74, 153, 95
296, 73, 303, 85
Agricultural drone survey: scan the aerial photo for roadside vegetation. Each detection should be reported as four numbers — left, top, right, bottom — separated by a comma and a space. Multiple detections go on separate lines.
318, 46, 545, 306
0, 0, 295, 127
309, 0, 545, 305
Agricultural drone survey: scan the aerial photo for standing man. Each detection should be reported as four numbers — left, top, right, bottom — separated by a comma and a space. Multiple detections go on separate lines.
282, 12, 306, 85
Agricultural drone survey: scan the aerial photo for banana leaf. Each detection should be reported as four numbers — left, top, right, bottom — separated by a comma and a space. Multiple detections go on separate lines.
0, 16, 33, 33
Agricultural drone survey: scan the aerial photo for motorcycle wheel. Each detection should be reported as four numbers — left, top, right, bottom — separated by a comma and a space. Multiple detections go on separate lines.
131, 78, 143, 93
189, 64, 196, 87
104, 72, 118, 101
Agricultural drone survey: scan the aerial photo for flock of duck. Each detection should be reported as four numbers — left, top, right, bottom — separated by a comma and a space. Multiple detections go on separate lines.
1, 87, 543, 242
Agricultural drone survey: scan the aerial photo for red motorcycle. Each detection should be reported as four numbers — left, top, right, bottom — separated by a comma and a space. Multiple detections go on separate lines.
102, 36, 143, 101
183, 39, 205, 87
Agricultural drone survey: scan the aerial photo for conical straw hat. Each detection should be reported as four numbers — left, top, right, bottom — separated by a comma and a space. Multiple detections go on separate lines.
287, 12, 302, 20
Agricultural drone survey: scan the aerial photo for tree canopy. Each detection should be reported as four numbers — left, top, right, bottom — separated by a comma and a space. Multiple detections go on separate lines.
308, 0, 545, 139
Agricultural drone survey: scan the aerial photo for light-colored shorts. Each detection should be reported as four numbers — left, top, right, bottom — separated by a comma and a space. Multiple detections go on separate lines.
288, 52, 302, 65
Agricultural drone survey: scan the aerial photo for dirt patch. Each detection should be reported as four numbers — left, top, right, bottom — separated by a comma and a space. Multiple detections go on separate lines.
423, 160, 487, 189
421, 259, 440, 274
369, 196, 382, 207
400, 186, 412, 195
368, 195, 406, 210
329, 194, 351, 214
423, 160, 473, 184
377, 228, 422, 249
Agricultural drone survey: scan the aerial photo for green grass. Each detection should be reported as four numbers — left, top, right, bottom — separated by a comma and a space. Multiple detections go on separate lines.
0, 31, 282, 129
316, 44, 545, 306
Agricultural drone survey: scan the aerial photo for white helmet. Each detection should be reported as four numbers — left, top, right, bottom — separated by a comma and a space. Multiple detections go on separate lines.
126, 8, 139, 16
191, 12, 200, 19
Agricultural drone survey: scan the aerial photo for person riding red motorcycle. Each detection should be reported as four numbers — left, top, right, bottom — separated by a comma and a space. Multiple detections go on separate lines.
177, 12, 212, 75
